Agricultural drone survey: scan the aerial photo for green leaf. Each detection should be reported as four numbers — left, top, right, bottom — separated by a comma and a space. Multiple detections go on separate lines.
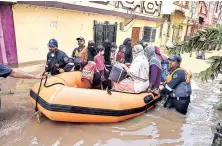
167, 27, 222, 81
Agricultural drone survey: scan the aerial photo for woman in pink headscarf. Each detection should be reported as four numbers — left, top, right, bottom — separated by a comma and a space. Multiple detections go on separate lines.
154, 46, 169, 82
154, 46, 169, 61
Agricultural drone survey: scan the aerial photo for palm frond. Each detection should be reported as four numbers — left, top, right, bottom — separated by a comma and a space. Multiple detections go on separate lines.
167, 27, 222, 81
198, 56, 222, 81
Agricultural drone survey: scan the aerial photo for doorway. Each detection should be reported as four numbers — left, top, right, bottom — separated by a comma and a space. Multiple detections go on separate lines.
131, 27, 140, 46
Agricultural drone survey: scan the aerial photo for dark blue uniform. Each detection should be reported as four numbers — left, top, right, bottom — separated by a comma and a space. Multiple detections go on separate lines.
161, 70, 187, 94
0, 64, 13, 109
0, 64, 12, 78
45, 49, 74, 75
161, 69, 191, 115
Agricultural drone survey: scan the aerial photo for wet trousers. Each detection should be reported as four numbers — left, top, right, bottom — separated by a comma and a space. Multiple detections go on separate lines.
164, 96, 190, 115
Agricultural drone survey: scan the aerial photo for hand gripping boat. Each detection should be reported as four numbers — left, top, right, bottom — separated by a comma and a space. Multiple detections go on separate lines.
30, 72, 160, 123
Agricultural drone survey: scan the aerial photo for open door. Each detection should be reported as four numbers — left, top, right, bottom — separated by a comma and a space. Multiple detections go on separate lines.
131, 27, 140, 46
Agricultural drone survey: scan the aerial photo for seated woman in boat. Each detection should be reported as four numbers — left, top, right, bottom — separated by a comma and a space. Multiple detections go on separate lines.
113, 44, 149, 93
144, 46, 162, 95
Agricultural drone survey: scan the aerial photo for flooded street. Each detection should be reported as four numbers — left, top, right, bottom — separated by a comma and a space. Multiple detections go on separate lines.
0, 64, 221, 146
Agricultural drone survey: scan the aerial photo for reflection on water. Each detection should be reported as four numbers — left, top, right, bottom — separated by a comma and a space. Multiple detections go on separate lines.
0, 64, 221, 146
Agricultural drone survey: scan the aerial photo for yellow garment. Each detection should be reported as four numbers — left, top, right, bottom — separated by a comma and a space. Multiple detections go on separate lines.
75, 47, 86, 57
166, 67, 191, 84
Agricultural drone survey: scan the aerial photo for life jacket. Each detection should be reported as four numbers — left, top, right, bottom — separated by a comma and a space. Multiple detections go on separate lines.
82, 61, 96, 84
75, 47, 86, 58
73, 47, 87, 66
166, 67, 192, 98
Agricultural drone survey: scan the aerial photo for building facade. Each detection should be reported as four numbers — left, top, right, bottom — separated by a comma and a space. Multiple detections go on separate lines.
0, 1, 222, 64
12, 1, 165, 63
0, 2, 17, 65
161, 1, 200, 45
161, 1, 222, 46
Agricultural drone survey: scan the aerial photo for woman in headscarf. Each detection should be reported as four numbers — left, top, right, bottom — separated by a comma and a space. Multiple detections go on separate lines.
154, 46, 169, 82
123, 38, 132, 64
144, 46, 162, 95
87, 40, 97, 61
154, 46, 163, 61
102, 39, 112, 65
113, 44, 149, 93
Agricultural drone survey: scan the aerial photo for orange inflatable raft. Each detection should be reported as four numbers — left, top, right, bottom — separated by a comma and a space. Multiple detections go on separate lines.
30, 72, 160, 123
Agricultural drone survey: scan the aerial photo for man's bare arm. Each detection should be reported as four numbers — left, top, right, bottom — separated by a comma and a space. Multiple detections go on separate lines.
10, 70, 43, 79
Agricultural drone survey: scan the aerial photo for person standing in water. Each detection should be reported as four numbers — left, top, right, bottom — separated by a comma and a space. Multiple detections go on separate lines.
160, 56, 192, 115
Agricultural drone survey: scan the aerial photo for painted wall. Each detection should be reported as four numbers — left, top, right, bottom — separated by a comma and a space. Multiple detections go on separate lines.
161, 1, 201, 45
13, 4, 161, 63
167, 11, 186, 43
0, 3, 17, 64
62, 1, 162, 18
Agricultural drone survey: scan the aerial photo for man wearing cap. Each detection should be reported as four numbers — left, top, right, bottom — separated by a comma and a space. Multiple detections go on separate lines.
72, 37, 88, 70
45, 39, 74, 75
160, 55, 192, 115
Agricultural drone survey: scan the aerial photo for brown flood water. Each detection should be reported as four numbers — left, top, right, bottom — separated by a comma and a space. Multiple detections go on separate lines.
0, 64, 221, 146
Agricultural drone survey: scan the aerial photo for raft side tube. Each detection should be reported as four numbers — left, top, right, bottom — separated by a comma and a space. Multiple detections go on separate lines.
30, 90, 158, 123
30, 71, 160, 123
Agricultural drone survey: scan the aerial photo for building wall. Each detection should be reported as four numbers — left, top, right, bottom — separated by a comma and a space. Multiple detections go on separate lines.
167, 11, 186, 43
13, 4, 161, 63
162, 1, 201, 45
62, 1, 161, 18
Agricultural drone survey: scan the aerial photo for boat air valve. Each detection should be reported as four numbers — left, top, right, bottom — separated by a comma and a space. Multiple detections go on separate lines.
144, 95, 153, 104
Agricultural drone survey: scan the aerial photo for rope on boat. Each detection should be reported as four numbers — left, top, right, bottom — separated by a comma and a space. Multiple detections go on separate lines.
35, 72, 65, 122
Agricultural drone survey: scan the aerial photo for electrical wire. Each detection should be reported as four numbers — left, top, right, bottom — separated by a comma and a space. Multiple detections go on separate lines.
121, 11, 137, 32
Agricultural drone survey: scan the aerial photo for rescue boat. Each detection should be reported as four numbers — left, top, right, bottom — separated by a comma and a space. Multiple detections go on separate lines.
30, 71, 160, 123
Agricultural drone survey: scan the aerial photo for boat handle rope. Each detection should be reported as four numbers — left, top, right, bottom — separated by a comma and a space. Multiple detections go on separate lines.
35, 72, 65, 122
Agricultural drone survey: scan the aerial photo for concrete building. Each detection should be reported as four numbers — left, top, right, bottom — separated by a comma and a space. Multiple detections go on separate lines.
11, 1, 165, 63
160, 1, 200, 46
1, 1, 222, 64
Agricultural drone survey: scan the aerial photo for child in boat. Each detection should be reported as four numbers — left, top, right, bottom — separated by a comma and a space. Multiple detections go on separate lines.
94, 45, 109, 90
116, 45, 126, 63
110, 42, 117, 65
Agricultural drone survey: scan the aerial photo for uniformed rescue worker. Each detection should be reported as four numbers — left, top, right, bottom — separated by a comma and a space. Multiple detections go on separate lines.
0, 64, 45, 108
45, 39, 74, 76
160, 56, 192, 115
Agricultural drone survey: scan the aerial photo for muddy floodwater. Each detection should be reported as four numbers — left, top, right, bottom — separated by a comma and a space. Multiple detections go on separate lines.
0, 64, 221, 146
